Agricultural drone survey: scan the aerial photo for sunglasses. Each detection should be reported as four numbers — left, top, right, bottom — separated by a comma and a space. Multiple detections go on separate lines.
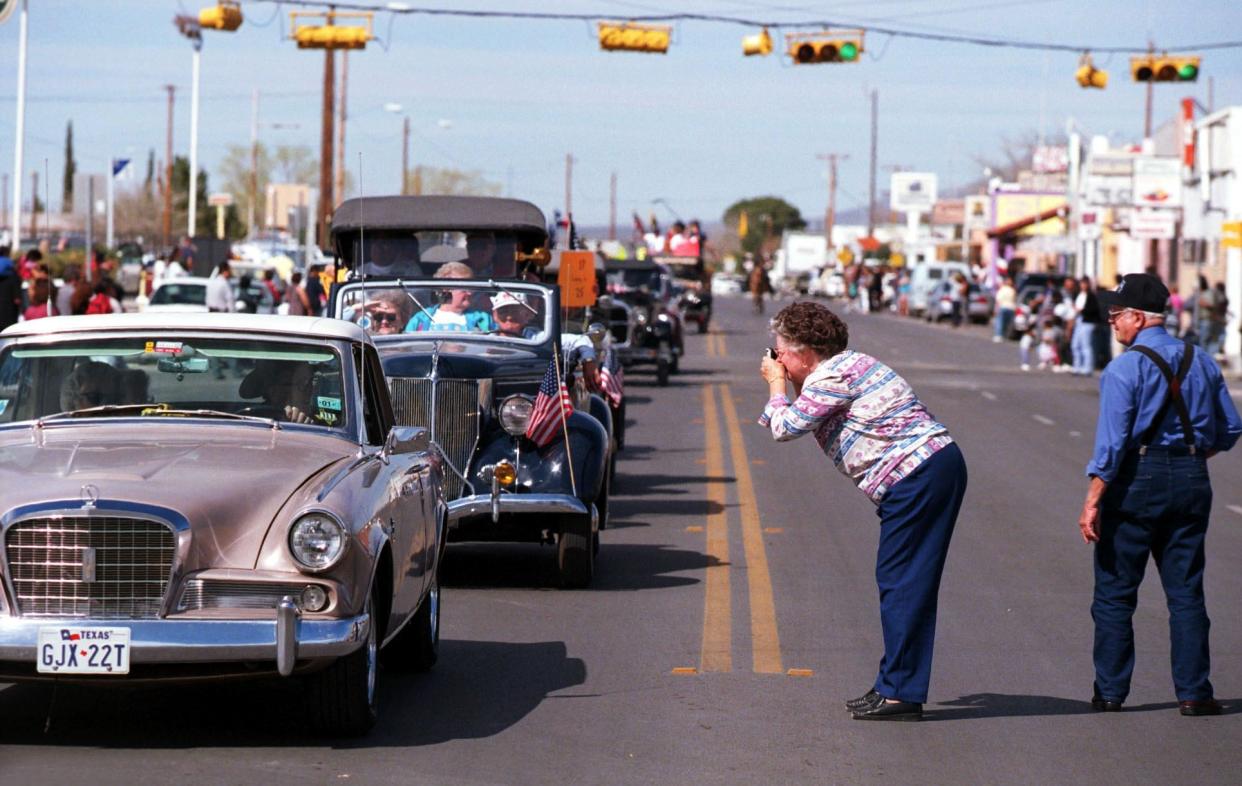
495, 309, 525, 322
367, 311, 401, 325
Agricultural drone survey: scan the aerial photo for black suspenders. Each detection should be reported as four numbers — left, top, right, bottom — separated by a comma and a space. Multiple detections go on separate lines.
1128, 340, 1196, 454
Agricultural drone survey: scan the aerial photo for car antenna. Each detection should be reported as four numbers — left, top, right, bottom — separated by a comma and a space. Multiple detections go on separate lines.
357, 151, 368, 456
487, 278, 538, 316
395, 278, 436, 324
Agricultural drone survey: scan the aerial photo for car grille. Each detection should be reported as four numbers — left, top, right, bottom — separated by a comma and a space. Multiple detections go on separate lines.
178, 579, 321, 611
5, 516, 175, 619
604, 303, 631, 346
388, 377, 480, 499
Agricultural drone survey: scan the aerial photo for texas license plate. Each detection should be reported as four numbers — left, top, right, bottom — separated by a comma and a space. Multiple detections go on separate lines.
37, 627, 131, 674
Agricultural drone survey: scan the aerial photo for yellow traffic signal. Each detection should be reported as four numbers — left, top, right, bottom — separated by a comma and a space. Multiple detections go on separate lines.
290, 11, 374, 50
597, 22, 671, 54
199, 1, 242, 32
1131, 54, 1200, 82
1075, 55, 1107, 89
785, 30, 864, 64
742, 28, 772, 57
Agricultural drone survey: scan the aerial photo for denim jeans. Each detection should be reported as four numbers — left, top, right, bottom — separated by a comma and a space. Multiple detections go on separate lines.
1092, 450, 1214, 702
994, 307, 1014, 339
1071, 322, 1096, 374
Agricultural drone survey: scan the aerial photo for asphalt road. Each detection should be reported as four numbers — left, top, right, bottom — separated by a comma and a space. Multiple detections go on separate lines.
2, 295, 1241, 784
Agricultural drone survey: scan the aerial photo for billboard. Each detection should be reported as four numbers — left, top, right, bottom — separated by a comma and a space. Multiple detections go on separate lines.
1133, 157, 1182, 208
889, 172, 937, 213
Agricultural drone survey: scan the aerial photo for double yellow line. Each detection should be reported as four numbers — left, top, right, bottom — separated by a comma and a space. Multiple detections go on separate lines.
694, 332, 785, 675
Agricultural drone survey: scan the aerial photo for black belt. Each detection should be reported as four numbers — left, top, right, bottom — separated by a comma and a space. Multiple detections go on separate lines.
1133, 444, 1199, 457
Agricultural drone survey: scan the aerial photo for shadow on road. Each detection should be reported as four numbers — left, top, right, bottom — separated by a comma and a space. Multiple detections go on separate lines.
613, 473, 735, 497
928, 693, 1239, 720
441, 542, 715, 591
0, 638, 584, 747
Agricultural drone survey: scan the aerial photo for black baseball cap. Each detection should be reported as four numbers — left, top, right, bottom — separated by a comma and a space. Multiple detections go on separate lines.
1096, 273, 1169, 314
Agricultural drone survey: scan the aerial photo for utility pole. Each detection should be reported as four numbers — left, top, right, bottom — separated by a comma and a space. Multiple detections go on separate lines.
401, 116, 410, 195
817, 153, 848, 249
162, 85, 175, 251
868, 89, 878, 236
1, 174, 7, 230
317, 11, 336, 249
335, 51, 348, 207
249, 88, 259, 238
1144, 41, 1155, 139
564, 153, 574, 221
9, 0, 29, 250
609, 171, 617, 241
28, 170, 37, 240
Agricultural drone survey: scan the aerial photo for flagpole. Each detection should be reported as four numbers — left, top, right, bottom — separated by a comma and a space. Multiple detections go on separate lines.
551, 343, 577, 499
106, 157, 115, 249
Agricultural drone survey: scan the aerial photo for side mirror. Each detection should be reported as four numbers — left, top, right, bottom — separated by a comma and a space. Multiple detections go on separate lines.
383, 426, 430, 457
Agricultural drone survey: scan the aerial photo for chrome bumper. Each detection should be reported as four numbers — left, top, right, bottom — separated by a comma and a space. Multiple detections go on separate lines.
0, 610, 369, 676
446, 492, 589, 524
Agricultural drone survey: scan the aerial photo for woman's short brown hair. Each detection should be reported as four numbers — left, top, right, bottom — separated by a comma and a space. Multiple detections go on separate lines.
770, 301, 848, 357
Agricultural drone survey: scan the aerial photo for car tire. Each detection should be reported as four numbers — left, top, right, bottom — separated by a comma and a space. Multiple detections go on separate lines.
656, 358, 670, 387
305, 590, 379, 737
697, 319, 708, 334
557, 513, 594, 588
669, 354, 680, 374
382, 572, 440, 673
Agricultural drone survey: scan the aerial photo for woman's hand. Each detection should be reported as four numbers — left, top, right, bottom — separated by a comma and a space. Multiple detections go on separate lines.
761, 355, 787, 395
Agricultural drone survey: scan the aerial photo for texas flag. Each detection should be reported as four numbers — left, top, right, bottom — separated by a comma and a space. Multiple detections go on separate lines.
525, 359, 574, 448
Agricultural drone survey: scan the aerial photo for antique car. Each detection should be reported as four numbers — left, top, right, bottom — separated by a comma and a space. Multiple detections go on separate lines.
655, 254, 712, 334
0, 312, 446, 736
329, 196, 612, 588
602, 257, 684, 386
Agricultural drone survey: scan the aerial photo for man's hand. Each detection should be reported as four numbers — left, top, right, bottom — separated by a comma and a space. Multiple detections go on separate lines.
284, 405, 313, 425
1078, 500, 1100, 544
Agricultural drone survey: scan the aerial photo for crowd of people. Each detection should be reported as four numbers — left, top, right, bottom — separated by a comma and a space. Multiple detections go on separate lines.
0, 244, 129, 331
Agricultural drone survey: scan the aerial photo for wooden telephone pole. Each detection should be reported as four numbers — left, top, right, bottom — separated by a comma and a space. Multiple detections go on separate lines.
162, 84, 175, 250
817, 153, 848, 249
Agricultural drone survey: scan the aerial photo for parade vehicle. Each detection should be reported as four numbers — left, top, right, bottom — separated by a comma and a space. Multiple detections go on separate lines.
329, 196, 612, 588
602, 257, 684, 386
0, 312, 446, 736
655, 253, 713, 334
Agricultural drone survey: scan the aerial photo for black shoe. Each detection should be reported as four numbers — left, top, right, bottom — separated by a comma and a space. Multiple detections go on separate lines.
852, 699, 923, 721
1179, 699, 1221, 716
1091, 696, 1123, 712
845, 689, 881, 711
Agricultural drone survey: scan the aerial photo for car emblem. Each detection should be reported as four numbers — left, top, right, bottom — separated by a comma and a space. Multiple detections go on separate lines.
81, 547, 97, 583
80, 484, 100, 509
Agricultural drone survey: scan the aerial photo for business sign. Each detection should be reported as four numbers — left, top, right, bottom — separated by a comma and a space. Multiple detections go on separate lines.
889, 172, 937, 213
1222, 221, 1242, 249
1078, 209, 1102, 241
1032, 145, 1069, 174
1088, 153, 1135, 177
1130, 209, 1177, 240
964, 195, 991, 230
993, 194, 1067, 236
208, 192, 234, 207
1133, 157, 1182, 208
1085, 174, 1132, 207
557, 251, 598, 307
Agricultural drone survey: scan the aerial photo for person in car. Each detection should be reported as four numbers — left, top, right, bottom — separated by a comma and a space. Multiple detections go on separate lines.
362, 236, 420, 278
491, 291, 537, 338
403, 262, 495, 333
59, 361, 120, 411
239, 360, 320, 425
358, 289, 414, 336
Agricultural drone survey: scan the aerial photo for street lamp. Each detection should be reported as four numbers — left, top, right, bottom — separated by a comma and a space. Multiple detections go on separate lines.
385, 103, 411, 195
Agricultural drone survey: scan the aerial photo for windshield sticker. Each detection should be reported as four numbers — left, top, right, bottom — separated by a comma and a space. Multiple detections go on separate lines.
317, 410, 339, 425
146, 341, 184, 354
317, 396, 342, 411
0, 399, 8, 416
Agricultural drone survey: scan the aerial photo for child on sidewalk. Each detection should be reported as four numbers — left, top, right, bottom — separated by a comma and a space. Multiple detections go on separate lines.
1019, 325, 1035, 371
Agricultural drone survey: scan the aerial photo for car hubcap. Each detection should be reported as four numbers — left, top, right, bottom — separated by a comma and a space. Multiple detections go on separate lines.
428, 582, 440, 642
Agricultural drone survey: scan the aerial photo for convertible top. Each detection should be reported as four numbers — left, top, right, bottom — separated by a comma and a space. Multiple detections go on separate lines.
331, 196, 548, 244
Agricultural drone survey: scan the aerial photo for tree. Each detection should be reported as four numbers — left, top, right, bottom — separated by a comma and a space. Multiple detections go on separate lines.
968, 130, 1069, 190
172, 156, 245, 239
410, 166, 502, 197
145, 148, 155, 196
62, 121, 76, 213
722, 196, 806, 256
217, 143, 346, 234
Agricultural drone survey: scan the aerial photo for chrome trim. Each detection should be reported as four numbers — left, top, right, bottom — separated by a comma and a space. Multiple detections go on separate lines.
177, 579, 331, 612
0, 613, 369, 664
388, 376, 481, 499
446, 493, 589, 523
276, 596, 300, 677
0, 501, 191, 619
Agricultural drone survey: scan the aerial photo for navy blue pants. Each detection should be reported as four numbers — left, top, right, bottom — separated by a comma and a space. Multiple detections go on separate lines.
872, 442, 967, 703
1093, 450, 1214, 702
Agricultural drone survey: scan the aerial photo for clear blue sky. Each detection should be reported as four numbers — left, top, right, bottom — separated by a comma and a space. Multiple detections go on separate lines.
2, 0, 1240, 229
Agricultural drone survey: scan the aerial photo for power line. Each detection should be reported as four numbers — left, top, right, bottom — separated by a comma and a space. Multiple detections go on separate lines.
253, 1, 1242, 53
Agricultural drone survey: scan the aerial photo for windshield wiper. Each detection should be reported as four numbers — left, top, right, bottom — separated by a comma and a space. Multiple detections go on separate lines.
394, 278, 437, 325
38, 405, 280, 428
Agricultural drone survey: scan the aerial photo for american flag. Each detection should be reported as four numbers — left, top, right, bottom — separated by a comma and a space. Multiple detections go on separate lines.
598, 365, 623, 408
526, 358, 574, 448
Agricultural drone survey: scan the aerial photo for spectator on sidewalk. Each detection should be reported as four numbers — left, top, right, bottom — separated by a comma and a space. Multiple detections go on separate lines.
1072, 276, 1102, 376
1200, 282, 1229, 360
1019, 324, 1035, 371
205, 261, 235, 313
993, 276, 1016, 342
0, 248, 20, 330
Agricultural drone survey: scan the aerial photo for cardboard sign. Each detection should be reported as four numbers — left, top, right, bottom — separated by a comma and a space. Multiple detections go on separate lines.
557, 251, 597, 307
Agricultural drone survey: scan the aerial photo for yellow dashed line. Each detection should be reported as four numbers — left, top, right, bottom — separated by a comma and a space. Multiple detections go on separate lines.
700, 384, 732, 673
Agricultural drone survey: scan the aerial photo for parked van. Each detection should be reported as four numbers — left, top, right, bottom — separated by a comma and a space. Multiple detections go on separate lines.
907, 261, 971, 317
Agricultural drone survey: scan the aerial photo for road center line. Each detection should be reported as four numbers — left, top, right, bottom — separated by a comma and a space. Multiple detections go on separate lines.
700, 384, 732, 673
981, 391, 998, 401
719, 383, 784, 675
1228, 504, 1242, 517
705, 333, 717, 358
1032, 414, 1055, 426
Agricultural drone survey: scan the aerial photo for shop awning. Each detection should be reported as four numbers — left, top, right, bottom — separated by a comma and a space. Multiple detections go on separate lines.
986, 204, 1069, 238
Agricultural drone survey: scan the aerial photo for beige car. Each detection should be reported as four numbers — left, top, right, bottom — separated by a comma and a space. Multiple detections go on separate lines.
0, 313, 446, 736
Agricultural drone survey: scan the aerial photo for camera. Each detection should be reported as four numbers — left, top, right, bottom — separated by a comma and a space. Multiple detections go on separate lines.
766, 347, 778, 360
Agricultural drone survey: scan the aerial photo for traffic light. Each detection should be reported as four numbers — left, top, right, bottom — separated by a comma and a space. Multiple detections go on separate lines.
785, 30, 864, 64
290, 11, 374, 50
198, 1, 242, 31
1075, 54, 1107, 89
1131, 54, 1200, 82
597, 22, 671, 54
742, 28, 772, 57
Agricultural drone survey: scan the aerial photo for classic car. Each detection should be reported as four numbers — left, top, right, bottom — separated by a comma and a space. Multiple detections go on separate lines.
0, 312, 446, 736
602, 257, 684, 386
329, 196, 612, 588
654, 254, 712, 334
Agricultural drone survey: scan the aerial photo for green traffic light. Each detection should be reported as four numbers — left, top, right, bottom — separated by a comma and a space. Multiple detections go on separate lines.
1178, 62, 1198, 80
840, 41, 858, 61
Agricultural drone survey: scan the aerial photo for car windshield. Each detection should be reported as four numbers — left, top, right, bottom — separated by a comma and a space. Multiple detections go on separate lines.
347, 231, 519, 279
150, 282, 206, 306
0, 336, 349, 430
606, 268, 662, 292
337, 282, 551, 342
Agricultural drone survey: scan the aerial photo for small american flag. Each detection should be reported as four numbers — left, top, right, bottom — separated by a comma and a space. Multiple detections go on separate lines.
599, 365, 623, 408
526, 358, 574, 448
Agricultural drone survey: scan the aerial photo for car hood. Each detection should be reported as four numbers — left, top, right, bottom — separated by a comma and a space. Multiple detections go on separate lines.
0, 423, 355, 569
378, 338, 549, 384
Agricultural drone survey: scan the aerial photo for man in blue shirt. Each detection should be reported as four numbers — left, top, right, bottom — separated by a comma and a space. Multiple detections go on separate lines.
1079, 273, 1242, 717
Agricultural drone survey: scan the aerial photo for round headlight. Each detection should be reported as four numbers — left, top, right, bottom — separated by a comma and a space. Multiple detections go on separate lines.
289, 513, 347, 571
300, 584, 330, 612
635, 311, 649, 325
499, 395, 534, 436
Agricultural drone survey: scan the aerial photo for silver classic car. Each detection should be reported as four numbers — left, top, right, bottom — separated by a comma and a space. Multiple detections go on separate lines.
0, 313, 446, 736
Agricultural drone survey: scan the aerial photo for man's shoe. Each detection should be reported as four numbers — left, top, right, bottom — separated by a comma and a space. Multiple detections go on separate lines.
1091, 696, 1123, 712
1179, 699, 1222, 716
845, 689, 880, 711
852, 699, 922, 722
